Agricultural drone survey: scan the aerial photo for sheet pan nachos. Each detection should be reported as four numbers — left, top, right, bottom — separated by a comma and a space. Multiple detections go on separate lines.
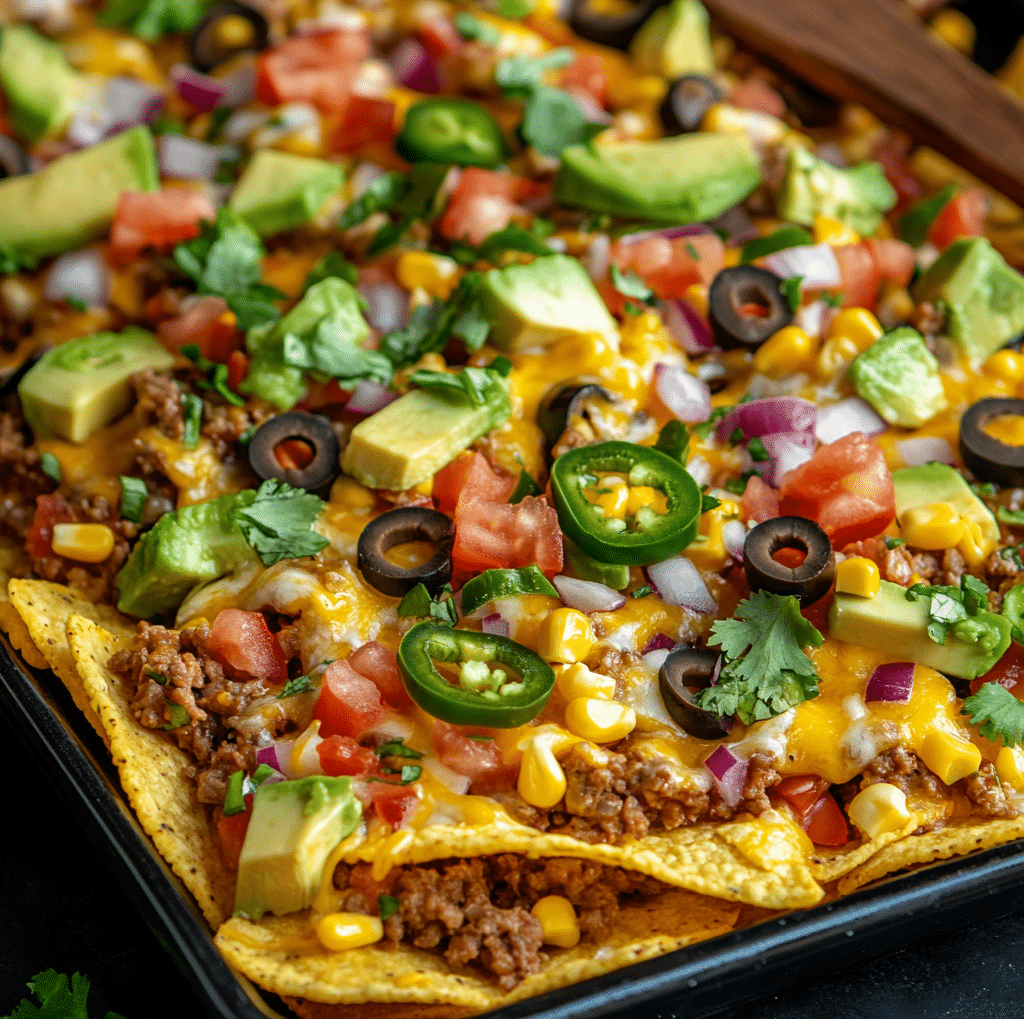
3, 0, 1024, 1013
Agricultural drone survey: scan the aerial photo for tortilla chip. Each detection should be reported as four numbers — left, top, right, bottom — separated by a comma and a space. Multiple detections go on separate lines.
216, 888, 741, 1012
66, 613, 235, 929
283, 997, 474, 1018
7, 579, 134, 742
835, 816, 1024, 895
0, 599, 49, 669
808, 814, 924, 883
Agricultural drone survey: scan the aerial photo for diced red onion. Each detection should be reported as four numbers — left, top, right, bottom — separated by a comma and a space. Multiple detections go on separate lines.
256, 738, 294, 777
345, 379, 398, 415
704, 745, 749, 807
582, 233, 610, 282
68, 78, 164, 147
794, 298, 826, 339
814, 141, 848, 168
43, 247, 109, 307
758, 430, 816, 487
553, 575, 625, 613
815, 396, 886, 444
258, 769, 287, 786
722, 519, 747, 560
158, 134, 228, 180
360, 281, 408, 334
711, 204, 759, 247
895, 435, 956, 468
647, 556, 717, 614
654, 363, 711, 423
641, 632, 676, 655
567, 88, 612, 124
685, 454, 713, 487
171, 62, 256, 111
716, 396, 816, 444
617, 224, 712, 246
660, 298, 716, 355
481, 613, 510, 638
864, 662, 915, 705
762, 243, 842, 290
389, 38, 441, 93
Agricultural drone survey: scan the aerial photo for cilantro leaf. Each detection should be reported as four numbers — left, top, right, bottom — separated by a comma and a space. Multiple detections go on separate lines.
781, 275, 803, 313
162, 700, 190, 731
654, 419, 689, 464
407, 365, 506, 408
231, 480, 329, 566
508, 468, 542, 502
378, 894, 400, 920
495, 48, 574, 95
473, 224, 553, 263
401, 764, 422, 783
905, 576, 998, 648
40, 451, 61, 483
8, 969, 121, 1019
998, 507, 1024, 526
397, 582, 458, 624
454, 10, 500, 43
304, 251, 359, 290
376, 739, 423, 759
337, 171, 407, 230
961, 681, 1024, 748
279, 675, 312, 698
281, 310, 392, 387
610, 263, 654, 304
98, 0, 204, 39
898, 183, 956, 248
700, 490, 721, 514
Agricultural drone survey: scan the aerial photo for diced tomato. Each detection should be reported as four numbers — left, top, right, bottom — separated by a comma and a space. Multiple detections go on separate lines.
433, 451, 516, 518
362, 780, 420, 829
437, 168, 547, 246
333, 94, 396, 152
256, 29, 369, 111
347, 862, 390, 903
348, 641, 410, 709
611, 233, 725, 302
872, 136, 923, 214
208, 608, 288, 682
416, 16, 463, 60
740, 475, 780, 523
316, 659, 387, 738
25, 493, 74, 559
452, 494, 564, 579
318, 735, 381, 776
801, 791, 849, 846
775, 774, 829, 815
778, 433, 896, 549
865, 237, 915, 289
226, 350, 249, 392
729, 76, 785, 118
564, 52, 608, 108
971, 643, 1024, 702
830, 243, 881, 309
928, 189, 987, 250
156, 295, 241, 363
216, 796, 253, 870
431, 721, 519, 793
802, 589, 835, 636
109, 189, 215, 265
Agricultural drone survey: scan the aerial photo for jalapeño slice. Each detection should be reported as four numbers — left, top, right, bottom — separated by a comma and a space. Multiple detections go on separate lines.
550, 440, 701, 565
398, 622, 555, 728
396, 99, 509, 167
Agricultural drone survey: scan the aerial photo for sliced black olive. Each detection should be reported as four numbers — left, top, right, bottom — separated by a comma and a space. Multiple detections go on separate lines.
708, 266, 793, 350
659, 646, 730, 739
0, 135, 29, 179
536, 376, 615, 450
248, 412, 341, 494
569, 0, 663, 50
659, 75, 723, 135
960, 397, 1024, 487
775, 78, 839, 127
188, 0, 269, 72
743, 516, 835, 607
358, 507, 455, 597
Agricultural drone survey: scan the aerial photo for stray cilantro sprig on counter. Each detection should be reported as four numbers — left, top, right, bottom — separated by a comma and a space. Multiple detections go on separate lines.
231, 479, 329, 566
7, 969, 122, 1018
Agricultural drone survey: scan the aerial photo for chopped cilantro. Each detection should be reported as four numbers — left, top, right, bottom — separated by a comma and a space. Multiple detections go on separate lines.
904, 575, 997, 647
400, 764, 422, 784
962, 681, 1024, 748
231, 479, 329, 566
610, 263, 654, 304
180, 344, 246, 406
223, 769, 249, 816
724, 471, 758, 495
739, 225, 813, 264
280, 304, 392, 389
375, 739, 423, 759
336, 171, 407, 230
180, 391, 203, 448
40, 451, 60, 483
972, 482, 999, 498
98, 0, 204, 39
623, 301, 644, 316
684, 241, 700, 261
700, 490, 721, 514
8, 968, 122, 1019
884, 536, 905, 550
748, 438, 769, 462
1002, 545, 1024, 571
497, 0, 534, 16
407, 365, 507, 408
728, 427, 744, 445
118, 476, 147, 523
470, 223, 554, 264
781, 275, 803, 313
898, 184, 956, 248
397, 582, 458, 624
152, 115, 186, 135
378, 894, 400, 920
279, 675, 312, 698
205, 106, 232, 143
631, 585, 653, 599
692, 405, 732, 441
654, 419, 689, 464
163, 700, 190, 731
143, 666, 168, 684
454, 10, 500, 43
508, 468, 542, 502
1003, 584, 1024, 644
822, 291, 845, 309
304, 251, 359, 290
998, 507, 1024, 526
64, 296, 87, 313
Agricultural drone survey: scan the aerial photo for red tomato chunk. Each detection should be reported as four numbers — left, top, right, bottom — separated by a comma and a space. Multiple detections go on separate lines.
348, 641, 410, 709
432, 721, 519, 793
318, 735, 381, 777
316, 659, 387, 738
208, 608, 288, 682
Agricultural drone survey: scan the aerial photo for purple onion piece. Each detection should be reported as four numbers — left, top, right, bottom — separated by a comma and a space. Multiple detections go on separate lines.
43, 248, 109, 307
617, 223, 713, 246
895, 436, 956, 468
642, 632, 676, 655
345, 379, 398, 416
646, 556, 717, 614
704, 745, 749, 807
815, 397, 886, 445
552, 575, 625, 613
482, 613, 511, 638
654, 362, 711, 423
716, 396, 816, 445
390, 38, 441, 93
864, 662, 915, 705
255, 745, 281, 772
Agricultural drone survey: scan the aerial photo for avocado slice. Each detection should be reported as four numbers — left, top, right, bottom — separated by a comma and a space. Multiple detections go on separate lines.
0, 126, 158, 264
341, 382, 511, 491
0, 25, 87, 143
554, 133, 760, 224
912, 237, 1024, 363
777, 146, 896, 236
480, 253, 618, 351
234, 776, 361, 920
829, 579, 1010, 680
228, 149, 344, 237
892, 462, 998, 549
848, 327, 948, 428
629, 0, 714, 80
18, 327, 174, 444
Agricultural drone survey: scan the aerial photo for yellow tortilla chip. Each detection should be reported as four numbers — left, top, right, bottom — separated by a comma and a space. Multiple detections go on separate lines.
66, 613, 235, 929
0, 599, 49, 669
215, 888, 741, 1012
808, 814, 924, 883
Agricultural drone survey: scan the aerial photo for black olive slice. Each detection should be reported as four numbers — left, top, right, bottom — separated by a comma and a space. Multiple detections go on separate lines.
776, 78, 839, 128
960, 397, 1024, 487
188, 0, 269, 72
569, 0, 663, 50
708, 266, 793, 350
358, 507, 455, 597
659, 646, 730, 739
536, 376, 616, 450
248, 412, 341, 494
0, 135, 29, 179
659, 75, 723, 135
743, 516, 835, 607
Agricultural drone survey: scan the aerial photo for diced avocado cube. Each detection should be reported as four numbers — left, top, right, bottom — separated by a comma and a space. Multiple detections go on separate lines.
554, 133, 760, 224
234, 776, 361, 920
18, 326, 174, 444
848, 327, 948, 428
777, 146, 896, 236
892, 462, 998, 548
480, 254, 618, 351
0, 25, 87, 142
228, 150, 344, 237
912, 237, 1024, 363
341, 383, 511, 491
0, 126, 158, 263
629, 0, 714, 80
830, 579, 1009, 679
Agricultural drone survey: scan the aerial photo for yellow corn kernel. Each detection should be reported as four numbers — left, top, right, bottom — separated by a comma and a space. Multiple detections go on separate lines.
517, 739, 567, 809
826, 308, 883, 351
50, 523, 115, 563
930, 8, 975, 56
584, 481, 629, 518
536, 608, 596, 664
847, 783, 912, 839
814, 334, 861, 380
835, 556, 881, 598
919, 731, 982, 785
983, 349, 1024, 385
408, 285, 431, 311
329, 477, 376, 515
722, 247, 741, 268
753, 325, 815, 376
996, 746, 1024, 791
625, 485, 667, 516
316, 913, 384, 951
564, 697, 637, 744
531, 895, 580, 948
898, 502, 965, 550
682, 284, 708, 319
556, 663, 616, 701
215, 13, 256, 49
685, 498, 739, 573
395, 251, 460, 300
957, 517, 996, 567
813, 214, 860, 247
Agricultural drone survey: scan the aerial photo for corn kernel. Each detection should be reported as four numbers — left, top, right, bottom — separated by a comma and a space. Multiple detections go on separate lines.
930, 8, 975, 56
396, 251, 460, 300
826, 308, 883, 351
835, 556, 881, 598
584, 482, 629, 518
996, 746, 1024, 791
408, 285, 431, 311
957, 517, 996, 567
556, 663, 617, 701
316, 913, 384, 951
625, 485, 667, 515
753, 325, 815, 376
531, 895, 580, 948
50, 523, 115, 563
214, 13, 256, 49
919, 731, 982, 785
537, 608, 596, 664
814, 334, 861, 380
564, 697, 637, 744
682, 284, 708, 319
813, 214, 860, 247
898, 502, 965, 550
517, 739, 567, 808
983, 349, 1024, 385
847, 783, 912, 839
686, 498, 740, 573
